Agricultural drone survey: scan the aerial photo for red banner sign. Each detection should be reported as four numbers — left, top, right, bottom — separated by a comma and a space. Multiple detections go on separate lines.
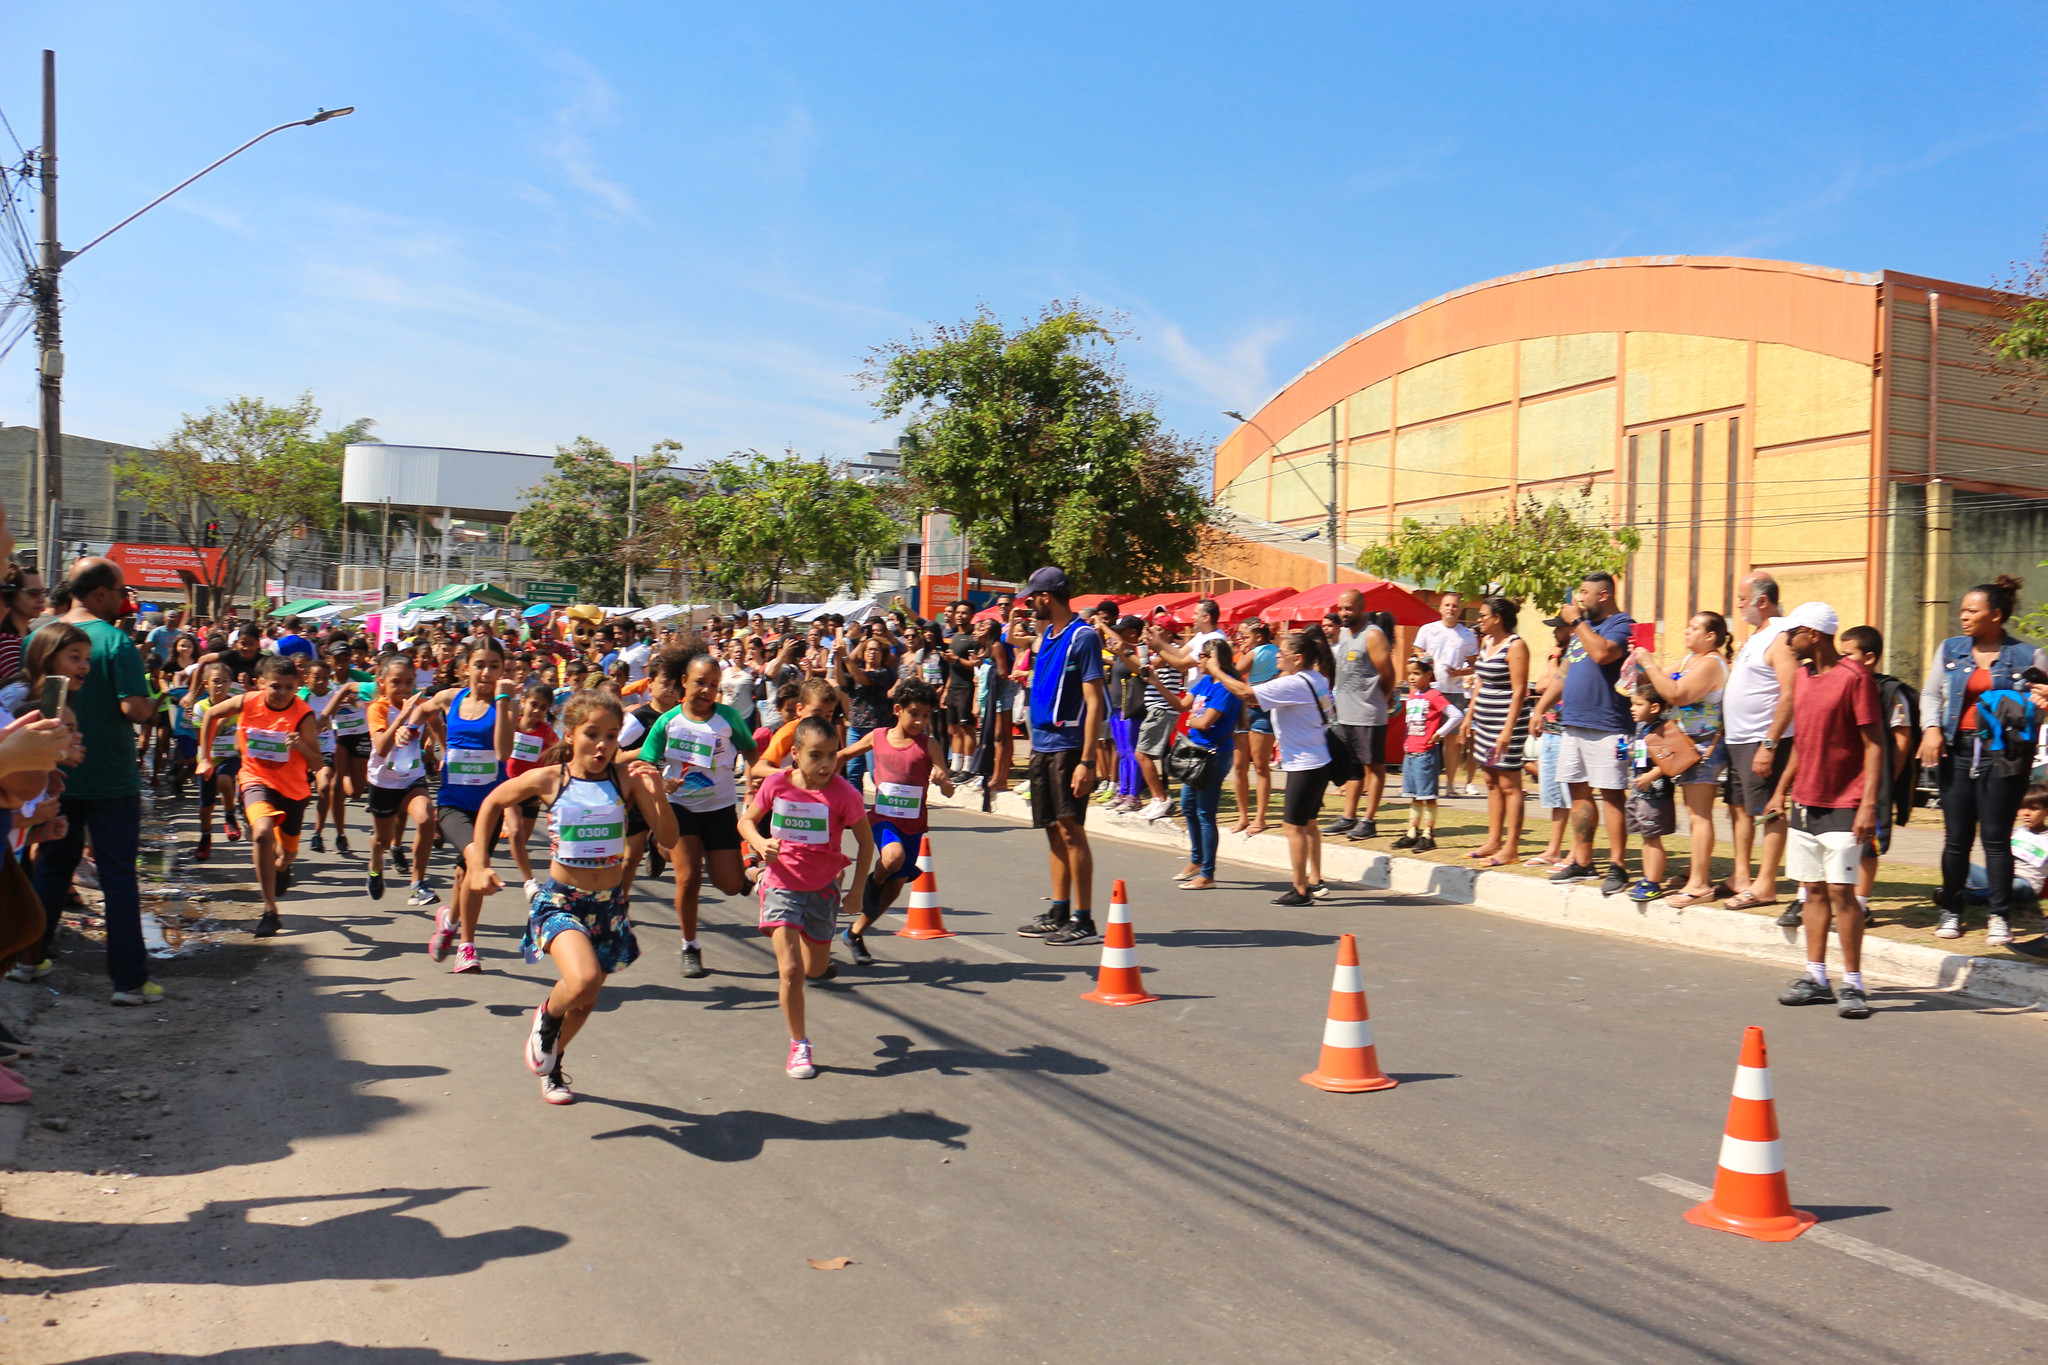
108, 542, 225, 592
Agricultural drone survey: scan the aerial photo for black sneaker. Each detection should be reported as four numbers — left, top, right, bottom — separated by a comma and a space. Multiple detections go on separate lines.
813, 961, 840, 981
1599, 864, 1630, 896
842, 927, 875, 966
367, 869, 385, 901
1391, 833, 1418, 850
253, 910, 282, 938
335, 834, 352, 857
274, 866, 292, 896
1412, 835, 1436, 853
1016, 912, 1067, 937
1778, 976, 1837, 1007
680, 947, 708, 979
1836, 985, 1871, 1019
1775, 903, 1804, 928
1548, 861, 1595, 883
1348, 819, 1379, 841
1045, 919, 1102, 946
1324, 817, 1358, 836
310, 831, 325, 854
1271, 889, 1314, 907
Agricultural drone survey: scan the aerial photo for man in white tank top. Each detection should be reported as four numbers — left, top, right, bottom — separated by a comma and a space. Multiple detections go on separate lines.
1721, 572, 1800, 913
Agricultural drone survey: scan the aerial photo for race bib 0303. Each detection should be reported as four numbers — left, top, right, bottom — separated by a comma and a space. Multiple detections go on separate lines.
771, 796, 831, 845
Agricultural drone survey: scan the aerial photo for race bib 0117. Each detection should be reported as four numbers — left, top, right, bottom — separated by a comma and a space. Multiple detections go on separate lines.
874, 782, 923, 821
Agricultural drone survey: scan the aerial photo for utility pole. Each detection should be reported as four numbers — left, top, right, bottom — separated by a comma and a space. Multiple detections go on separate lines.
625, 457, 638, 605
1327, 405, 1340, 585
34, 50, 63, 578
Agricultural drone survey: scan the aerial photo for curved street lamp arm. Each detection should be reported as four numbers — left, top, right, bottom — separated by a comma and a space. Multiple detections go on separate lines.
63, 107, 354, 265
1221, 410, 1329, 514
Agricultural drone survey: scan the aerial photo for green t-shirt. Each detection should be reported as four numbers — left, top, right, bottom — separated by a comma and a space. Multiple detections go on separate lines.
66, 617, 149, 801
639, 702, 756, 812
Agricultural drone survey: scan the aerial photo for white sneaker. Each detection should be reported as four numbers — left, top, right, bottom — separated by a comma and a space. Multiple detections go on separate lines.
1987, 914, 2014, 946
786, 1038, 817, 1079
1137, 798, 1171, 822
523, 878, 542, 901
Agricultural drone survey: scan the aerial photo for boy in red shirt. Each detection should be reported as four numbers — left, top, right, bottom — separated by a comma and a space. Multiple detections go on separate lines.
1393, 659, 1462, 853
739, 716, 873, 1079
1766, 602, 1884, 1019
835, 677, 955, 964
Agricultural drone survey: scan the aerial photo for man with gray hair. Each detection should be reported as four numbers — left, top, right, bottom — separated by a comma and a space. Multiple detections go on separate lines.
1722, 571, 1799, 916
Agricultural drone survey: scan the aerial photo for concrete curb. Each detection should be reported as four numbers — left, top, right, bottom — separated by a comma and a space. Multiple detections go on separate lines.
932, 784, 2048, 1011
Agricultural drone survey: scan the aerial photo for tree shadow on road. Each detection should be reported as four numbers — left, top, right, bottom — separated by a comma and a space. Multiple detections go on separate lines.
3, 1187, 566, 1294
583, 1095, 969, 1160
59, 1349, 645, 1364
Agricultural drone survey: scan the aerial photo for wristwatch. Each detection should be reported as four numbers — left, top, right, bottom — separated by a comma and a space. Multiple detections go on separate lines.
1761, 738, 1779, 751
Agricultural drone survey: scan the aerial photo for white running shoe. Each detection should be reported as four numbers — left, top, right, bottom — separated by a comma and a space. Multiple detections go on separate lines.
1988, 914, 2014, 947
786, 1038, 817, 1079
427, 907, 456, 962
1137, 798, 1171, 822
525, 1001, 559, 1074
540, 1063, 574, 1105
523, 878, 542, 901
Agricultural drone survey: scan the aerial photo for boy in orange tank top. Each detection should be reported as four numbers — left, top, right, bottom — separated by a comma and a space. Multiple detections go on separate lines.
197, 656, 322, 937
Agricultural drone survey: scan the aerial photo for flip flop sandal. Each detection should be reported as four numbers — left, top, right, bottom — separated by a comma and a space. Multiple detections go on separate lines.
1721, 891, 1777, 911
1522, 854, 1557, 867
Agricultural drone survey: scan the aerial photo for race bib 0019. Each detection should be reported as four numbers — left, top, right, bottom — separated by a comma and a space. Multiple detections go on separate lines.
771, 796, 831, 845
445, 747, 498, 785
874, 782, 923, 821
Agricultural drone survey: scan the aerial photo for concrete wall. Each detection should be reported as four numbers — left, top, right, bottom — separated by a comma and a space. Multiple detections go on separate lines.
1884, 483, 2048, 687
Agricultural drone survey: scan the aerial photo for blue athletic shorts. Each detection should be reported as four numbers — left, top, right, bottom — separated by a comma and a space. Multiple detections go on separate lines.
871, 819, 922, 884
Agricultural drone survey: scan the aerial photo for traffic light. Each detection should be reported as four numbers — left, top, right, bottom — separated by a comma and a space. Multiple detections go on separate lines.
203, 521, 219, 546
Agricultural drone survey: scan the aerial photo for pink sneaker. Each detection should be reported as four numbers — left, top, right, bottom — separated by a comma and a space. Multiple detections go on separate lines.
786, 1038, 816, 1079
452, 942, 481, 974
0, 1065, 30, 1104
427, 907, 456, 962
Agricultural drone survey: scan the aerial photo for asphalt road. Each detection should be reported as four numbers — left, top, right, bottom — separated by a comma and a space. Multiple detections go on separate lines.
6, 806, 2047, 1365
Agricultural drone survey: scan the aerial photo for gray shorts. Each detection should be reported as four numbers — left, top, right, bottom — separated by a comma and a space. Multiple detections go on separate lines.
1725, 740, 1789, 816
758, 885, 839, 946
1136, 707, 1178, 760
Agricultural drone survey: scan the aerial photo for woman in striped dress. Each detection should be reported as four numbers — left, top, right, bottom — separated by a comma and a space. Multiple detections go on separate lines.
1461, 596, 1530, 865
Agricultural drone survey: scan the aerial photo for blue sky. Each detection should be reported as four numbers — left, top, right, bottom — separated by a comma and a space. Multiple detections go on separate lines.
2, 2, 2044, 471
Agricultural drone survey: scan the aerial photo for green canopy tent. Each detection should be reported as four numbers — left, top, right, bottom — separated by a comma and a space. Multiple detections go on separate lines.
269, 598, 331, 618
404, 583, 530, 612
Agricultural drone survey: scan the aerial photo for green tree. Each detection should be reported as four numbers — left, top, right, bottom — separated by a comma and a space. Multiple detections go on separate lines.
644, 448, 902, 608
1357, 492, 1642, 609
864, 302, 1210, 591
510, 437, 684, 604
1980, 229, 2048, 405
117, 393, 373, 608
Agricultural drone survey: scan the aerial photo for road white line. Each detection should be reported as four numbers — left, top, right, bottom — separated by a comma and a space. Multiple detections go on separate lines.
1641, 1174, 2048, 1322
872, 913, 1032, 963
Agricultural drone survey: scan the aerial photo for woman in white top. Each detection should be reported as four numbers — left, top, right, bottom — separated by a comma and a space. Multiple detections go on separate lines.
1207, 629, 1336, 906
1632, 611, 1731, 905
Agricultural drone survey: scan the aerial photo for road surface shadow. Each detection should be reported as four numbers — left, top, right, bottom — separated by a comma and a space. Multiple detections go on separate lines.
60, 1349, 645, 1364
1148, 928, 1340, 950
846, 1032, 1111, 1079
1385, 1072, 1461, 1085
1808, 1203, 1894, 1224
3, 1188, 565, 1293
584, 1096, 969, 1160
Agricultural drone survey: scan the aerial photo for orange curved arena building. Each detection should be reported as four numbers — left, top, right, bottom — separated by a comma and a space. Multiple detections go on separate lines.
1209, 256, 2048, 679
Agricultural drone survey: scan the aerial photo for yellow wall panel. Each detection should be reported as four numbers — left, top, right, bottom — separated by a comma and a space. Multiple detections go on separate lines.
1397, 343, 1515, 426
1753, 342, 1872, 449
1343, 434, 1390, 513
1220, 454, 1269, 520
1520, 333, 1618, 397
1393, 410, 1513, 504
1748, 441, 1871, 566
1347, 379, 1392, 436
1277, 409, 1333, 455
1760, 566, 1870, 627
1518, 387, 1617, 484
1345, 513, 1390, 547
1623, 332, 1747, 425
1270, 452, 1331, 522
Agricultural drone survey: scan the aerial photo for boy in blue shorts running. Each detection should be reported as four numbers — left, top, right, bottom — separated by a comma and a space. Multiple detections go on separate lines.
835, 677, 953, 964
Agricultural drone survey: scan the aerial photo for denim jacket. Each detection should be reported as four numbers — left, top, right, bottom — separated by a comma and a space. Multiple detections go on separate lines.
1922, 633, 2048, 744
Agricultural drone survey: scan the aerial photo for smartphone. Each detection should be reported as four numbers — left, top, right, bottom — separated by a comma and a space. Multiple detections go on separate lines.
39, 674, 67, 719
1629, 623, 1657, 654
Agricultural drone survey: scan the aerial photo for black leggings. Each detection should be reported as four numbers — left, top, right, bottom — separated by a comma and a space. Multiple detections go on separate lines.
1940, 751, 2029, 914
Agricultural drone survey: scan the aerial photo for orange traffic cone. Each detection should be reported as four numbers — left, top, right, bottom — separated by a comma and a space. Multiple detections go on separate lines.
1683, 1026, 1815, 1241
1081, 880, 1158, 1006
1301, 934, 1397, 1092
894, 835, 955, 940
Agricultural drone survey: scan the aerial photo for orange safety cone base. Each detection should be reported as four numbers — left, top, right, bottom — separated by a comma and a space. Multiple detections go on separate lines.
894, 922, 956, 940
1080, 985, 1159, 1006
1682, 1199, 1816, 1242
1301, 1066, 1399, 1093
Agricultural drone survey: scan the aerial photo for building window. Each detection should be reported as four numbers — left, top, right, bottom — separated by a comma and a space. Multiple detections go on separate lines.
116, 510, 130, 540
1689, 423, 1704, 619
1725, 416, 1741, 614
60, 508, 87, 540
1623, 434, 1639, 615
1655, 428, 1671, 627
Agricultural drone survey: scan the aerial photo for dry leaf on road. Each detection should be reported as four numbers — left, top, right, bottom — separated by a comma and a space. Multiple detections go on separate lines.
806, 1257, 854, 1270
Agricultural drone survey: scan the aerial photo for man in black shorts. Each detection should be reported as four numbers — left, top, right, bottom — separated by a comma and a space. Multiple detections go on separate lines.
1013, 567, 1107, 947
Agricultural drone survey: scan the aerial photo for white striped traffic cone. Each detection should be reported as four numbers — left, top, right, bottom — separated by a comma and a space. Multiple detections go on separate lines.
1682, 1025, 1815, 1241
894, 835, 955, 939
1080, 879, 1157, 1006
1301, 933, 1397, 1092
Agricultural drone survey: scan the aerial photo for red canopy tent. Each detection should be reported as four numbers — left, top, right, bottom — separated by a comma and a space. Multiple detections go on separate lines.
1259, 580, 1437, 628
1117, 590, 1200, 621
1072, 592, 1136, 616
971, 600, 1011, 623
1165, 585, 1295, 628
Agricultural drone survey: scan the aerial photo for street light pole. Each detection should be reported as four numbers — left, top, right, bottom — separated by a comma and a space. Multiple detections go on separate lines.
26, 44, 353, 578
1224, 409, 1341, 585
